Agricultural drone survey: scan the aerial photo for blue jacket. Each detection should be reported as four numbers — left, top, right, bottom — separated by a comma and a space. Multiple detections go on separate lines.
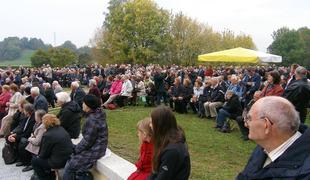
236, 127, 310, 180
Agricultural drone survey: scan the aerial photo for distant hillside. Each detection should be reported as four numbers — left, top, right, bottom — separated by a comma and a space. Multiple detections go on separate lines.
0, 50, 34, 67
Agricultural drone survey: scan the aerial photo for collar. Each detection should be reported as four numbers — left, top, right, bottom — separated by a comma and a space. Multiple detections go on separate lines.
264, 131, 302, 163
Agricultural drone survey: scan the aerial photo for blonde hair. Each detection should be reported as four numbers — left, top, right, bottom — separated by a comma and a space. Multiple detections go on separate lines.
137, 117, 153, 137
2, 85, 10, 91
42, 114, 60, 129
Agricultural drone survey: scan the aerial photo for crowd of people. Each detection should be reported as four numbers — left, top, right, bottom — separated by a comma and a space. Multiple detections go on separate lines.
0, 62, 309, 179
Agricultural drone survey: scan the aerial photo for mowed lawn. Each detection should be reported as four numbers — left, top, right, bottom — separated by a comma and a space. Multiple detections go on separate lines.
106, 106, 256, 180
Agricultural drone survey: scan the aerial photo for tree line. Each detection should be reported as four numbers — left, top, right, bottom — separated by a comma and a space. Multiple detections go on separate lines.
30, 41, 93, 67
0, 37, 50, 60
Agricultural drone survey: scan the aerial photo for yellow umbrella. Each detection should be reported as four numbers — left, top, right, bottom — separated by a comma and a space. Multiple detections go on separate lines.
198, 47, 282, 63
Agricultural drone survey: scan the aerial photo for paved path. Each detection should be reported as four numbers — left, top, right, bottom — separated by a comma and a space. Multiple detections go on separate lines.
0, 138, 32, 180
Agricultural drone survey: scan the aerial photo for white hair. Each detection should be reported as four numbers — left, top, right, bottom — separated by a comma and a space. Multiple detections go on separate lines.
89, 79, 97, 87
71, 81, 79, 88
31, 87, 40, 95
56, 92, 71, 104
43, 83, 51, 88
255, 96, 300, 133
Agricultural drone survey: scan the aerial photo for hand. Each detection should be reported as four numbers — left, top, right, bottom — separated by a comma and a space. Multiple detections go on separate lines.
8, 135, 16, 142
178, 97, 183, 100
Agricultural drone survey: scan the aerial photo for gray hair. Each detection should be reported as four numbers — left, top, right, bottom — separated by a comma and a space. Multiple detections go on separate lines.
89, 79, 97, 87
71, 81, 79, 88
56, 92, 71, 104
31, 87, 40, 95
35, 110, 46, 121
24, 103, 34, 113
295, 66, 307, 79
255, 96, 300, 133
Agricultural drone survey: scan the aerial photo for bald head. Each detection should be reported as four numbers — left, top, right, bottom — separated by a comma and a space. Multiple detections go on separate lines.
250, 96, 300, 133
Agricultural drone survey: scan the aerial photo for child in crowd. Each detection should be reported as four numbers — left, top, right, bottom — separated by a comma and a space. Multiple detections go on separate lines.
128, 118, 153, 180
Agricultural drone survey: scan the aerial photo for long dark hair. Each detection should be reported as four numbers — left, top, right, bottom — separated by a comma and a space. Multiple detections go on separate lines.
151, 106, 186, 172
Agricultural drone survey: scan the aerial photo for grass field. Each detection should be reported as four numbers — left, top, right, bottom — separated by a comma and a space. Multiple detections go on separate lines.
0, 49, 34, 67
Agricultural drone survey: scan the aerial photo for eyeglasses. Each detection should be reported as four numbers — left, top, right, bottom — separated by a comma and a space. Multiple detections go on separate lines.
244, 114, 274, 126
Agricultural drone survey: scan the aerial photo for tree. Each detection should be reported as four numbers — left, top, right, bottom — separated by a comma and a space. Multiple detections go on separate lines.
78, 53, 92, 64
268, 27, 305, 66
98, 0, 170, 64
298, 27, 310, 67
59, 41, 77, 52
48, 48, 77, 67
31, 49, 51, 67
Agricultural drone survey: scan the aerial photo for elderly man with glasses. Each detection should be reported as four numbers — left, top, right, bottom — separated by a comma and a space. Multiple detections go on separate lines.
237, 96, 310, 180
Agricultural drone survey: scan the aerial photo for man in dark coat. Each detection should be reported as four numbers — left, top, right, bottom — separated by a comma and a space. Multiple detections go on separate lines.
70, 81, 86, 108
7, 104, 35, 166
153, 68, 167, 106
242, 68, 261, 106
283, 66, 310, 123
31, 87, 48, 112
237, 96, 310, 180
215, 91, 242, 132
56, 92, 82, 139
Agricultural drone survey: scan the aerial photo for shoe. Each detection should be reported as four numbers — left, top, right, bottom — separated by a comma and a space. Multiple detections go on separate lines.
16, 162, 25, 167
22, 165, 33, 172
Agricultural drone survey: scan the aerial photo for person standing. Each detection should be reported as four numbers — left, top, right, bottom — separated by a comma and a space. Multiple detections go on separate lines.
283, 66, 310, 123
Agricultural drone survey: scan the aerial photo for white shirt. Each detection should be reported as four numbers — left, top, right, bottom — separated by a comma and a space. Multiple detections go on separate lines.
263, 131, 302, 167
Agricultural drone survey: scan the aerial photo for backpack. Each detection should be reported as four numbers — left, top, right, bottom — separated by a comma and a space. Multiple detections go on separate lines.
2, 143, 17, 164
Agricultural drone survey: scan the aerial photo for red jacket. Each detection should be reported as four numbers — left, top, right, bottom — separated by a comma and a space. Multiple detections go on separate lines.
0, 92, 11, 113
128, 142, 153, 180
261, 83, 284, 97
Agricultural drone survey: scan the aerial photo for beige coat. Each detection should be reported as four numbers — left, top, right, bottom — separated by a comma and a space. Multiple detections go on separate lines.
25, 123, 46, 155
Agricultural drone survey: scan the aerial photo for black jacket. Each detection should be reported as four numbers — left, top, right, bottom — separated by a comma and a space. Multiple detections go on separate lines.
199, 86, 211, 102
44, 88, 55, 103
222, 94, 242, 118
210, 85, 225, 102
236, 127, 310, 180
283, 78, 310, 113
70, 87, 86, 108
12, 113, 35, 142
39, 126, 73, 168
57, 101, 82, 139
149, 142, 191, 180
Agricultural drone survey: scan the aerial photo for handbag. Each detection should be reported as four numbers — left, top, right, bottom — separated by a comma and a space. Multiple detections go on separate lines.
2, 143, 17, 164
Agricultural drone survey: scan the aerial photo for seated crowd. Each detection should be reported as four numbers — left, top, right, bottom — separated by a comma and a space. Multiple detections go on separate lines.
0, 63, 309, 179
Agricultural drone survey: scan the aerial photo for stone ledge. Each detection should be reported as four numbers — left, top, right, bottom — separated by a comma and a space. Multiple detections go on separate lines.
72, 135, 136, 180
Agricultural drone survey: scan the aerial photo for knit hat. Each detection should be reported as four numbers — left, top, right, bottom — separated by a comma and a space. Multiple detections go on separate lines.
83, 94, 101, 110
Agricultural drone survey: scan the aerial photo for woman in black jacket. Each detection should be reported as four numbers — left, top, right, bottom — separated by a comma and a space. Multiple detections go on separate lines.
31, 114, 73, 180
215, 90, 242, 132
56, 92, 82, 139
148, 106, 191, 180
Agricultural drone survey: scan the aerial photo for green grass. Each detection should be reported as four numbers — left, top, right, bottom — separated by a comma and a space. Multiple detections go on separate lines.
0, 49, 34, 67
106, 106, 256, 180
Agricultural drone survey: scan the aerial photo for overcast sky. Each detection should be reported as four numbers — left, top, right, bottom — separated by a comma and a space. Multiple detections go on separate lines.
0, 0, 309, 52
